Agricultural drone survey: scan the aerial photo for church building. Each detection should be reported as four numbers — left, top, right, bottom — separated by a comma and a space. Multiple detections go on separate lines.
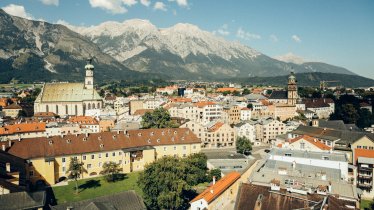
268, 72, 299, 105
34, 59, 103, 117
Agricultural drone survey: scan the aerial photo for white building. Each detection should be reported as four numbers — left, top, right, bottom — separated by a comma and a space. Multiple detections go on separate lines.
240, 107, 252, 121
234, 121, 256, 142
34, 59, 103, 116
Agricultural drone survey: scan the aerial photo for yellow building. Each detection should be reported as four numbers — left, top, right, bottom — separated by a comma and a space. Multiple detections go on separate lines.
3, 128, 201, 185
2, 103, 22, 118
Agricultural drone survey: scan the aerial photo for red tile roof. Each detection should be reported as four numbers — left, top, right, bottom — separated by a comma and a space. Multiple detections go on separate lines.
3, 128, 200, 159
216, 87, 238, 93
0, 123, 46, 136
3, 103, 22, 110
68, 116, 98, 125
190, 172, 240, 203
289, 135, 331, 151
194, 101, 216, 108
170, 98, 192, 103
208, 122, 224, 132
354, 148, 374, 163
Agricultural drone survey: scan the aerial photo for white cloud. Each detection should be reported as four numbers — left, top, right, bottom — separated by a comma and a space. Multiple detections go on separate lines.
2, 4, 34, 20
122, 0, 137, 6
39, 0, 59, 6
169, 0, 188, 7
213, 24, 230, 36
88, 0, 127, 14
292, 35, 301, 43
154, 2, 167, 11
274, 52, 305, 64
236, 27, 261, 40
270, 34, 278, 42
140, 0, 151, 7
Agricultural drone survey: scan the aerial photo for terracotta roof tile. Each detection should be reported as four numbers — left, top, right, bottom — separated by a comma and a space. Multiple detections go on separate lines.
133, 109, 154, 116
194, 101, 216, 108
354, 148, 374, 163
190, 172, 240, 203
68, 116, 98, 125
3, 128, 200, 159
0, 123, 46, 136
289, 135, 331, 150
208, 122, 224, 132
216, 87, 238, 93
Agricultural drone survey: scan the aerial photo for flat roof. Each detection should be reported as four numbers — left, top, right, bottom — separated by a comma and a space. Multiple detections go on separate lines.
270, 148, 347, 162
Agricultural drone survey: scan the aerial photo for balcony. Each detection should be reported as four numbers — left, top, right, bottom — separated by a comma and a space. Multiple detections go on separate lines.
358, 173, 373, 179
359, 167, 373, 172
357, 182, 373, 188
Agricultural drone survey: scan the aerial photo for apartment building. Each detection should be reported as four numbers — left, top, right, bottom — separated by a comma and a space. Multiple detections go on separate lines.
1, 128, 201, 185
0, 122, 46, 141
240, 107, 252, 121
234, 121, 256, 143
255, 118, 286, 143
222, 104, 241, 125
195, 101, 223, 124
68, 116, 100, 133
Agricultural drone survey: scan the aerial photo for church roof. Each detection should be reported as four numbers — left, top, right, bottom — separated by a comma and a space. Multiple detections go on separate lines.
268, 90, 288, 100
37, 83, 102, 102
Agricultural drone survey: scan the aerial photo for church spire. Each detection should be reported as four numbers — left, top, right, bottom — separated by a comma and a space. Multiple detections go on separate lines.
84, 58, 94, 89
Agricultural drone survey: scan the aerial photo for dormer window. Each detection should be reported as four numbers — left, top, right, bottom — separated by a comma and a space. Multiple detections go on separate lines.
100, 144, 104, 148
48, 140, 53, 145
98, 136, 102, 141
83, 137, 87, 141
174, 131, 177, 134
138, 133, 142, 137
161, 131, 165, 136
67, 139, 72, 144
181, 137, 185, 141
147, 139, 151, 144
150, 132, 154, 136
157, 139, 160, 143
171, 137, 175, 141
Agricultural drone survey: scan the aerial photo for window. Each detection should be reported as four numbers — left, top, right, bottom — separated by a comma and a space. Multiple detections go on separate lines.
357, 146, 362, 149
62, 157, 66, 163
99, 162, 102, 167
183, 154, 187, 157
183, 146, 187, 150
119, 152, 122, 155
29, 171, 34, 176
106, 153, 109, 157
119, 160, 122, 164
98, 154, 102, 158
174, 146, 177, 150
83, 155, 86, 160
91, 155, 95, 159
112, 152, 115, 157
62, 167, 65, 172
363, 146, 368, 149
285, 153, 292, 157
300, 142, 305, 149
322, 156, 329, 160
75, 105, 78, 115
56, 105, 59, 113
87, 164, 92, 169
46, 105, 49, 112
164, 147, 167, 151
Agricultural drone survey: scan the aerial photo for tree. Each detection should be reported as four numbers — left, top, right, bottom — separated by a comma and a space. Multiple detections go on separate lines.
242, 88, 251, 95
138, 153, 208, 209
100, 161, 122, 182
247, 103, 253, 109
357, 108, 374, 128
236, 136, 252, 155
67, 157, 87, 194
138, 157, 194, 209
207, 169, 222, 182
182, 153, 208, 186
141, 107, 177, 129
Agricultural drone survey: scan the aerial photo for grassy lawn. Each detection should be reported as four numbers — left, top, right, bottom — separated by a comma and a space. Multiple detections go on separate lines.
52, 172, 142, 204
361, 199, 372, 210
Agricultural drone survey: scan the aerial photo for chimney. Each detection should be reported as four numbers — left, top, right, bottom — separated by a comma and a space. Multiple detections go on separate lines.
254, 194, 263, 210
6, 163, 11, 172
2, 144, 5, 151
328, 181, 332, 192
213, 176, 216, 185
8, 140, 12, 148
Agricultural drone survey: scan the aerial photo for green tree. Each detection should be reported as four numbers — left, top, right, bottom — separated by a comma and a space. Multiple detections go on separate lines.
341, 104, 359, 124
207, 169, 222, 182
182, 153, 208, 185
242, 88, 251, 95
138, 157, 194, 209
357, 108, 374, 129
236, 136, 252, 155
247, 103, 253, 109
67, 158, 87, 194
232, 90, 241, 96
100, 161, 122, 182
141, 107, 177, 129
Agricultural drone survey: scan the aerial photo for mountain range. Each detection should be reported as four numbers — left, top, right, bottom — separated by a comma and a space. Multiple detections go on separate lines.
0, 9, 370, 86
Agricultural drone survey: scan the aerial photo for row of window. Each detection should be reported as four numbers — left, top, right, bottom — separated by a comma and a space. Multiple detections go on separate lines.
61, 151, 123, 162
357, 146, 374, 150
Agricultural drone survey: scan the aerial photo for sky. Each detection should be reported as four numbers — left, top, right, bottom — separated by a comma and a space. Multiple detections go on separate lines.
1, 0, 374, 78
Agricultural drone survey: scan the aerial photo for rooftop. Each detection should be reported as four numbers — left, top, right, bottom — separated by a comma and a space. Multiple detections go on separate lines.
190, 171, 240, 204
2, 128, 200, 159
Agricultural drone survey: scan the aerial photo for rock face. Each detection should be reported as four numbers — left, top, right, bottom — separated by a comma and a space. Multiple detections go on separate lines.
76, 19, 355, 80
0, 9, 356, 82
0, 9, 141, 83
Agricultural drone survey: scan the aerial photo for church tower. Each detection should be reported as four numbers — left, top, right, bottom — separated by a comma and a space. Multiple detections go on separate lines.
84, 58, 94, 89
287, 71, 298, 105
